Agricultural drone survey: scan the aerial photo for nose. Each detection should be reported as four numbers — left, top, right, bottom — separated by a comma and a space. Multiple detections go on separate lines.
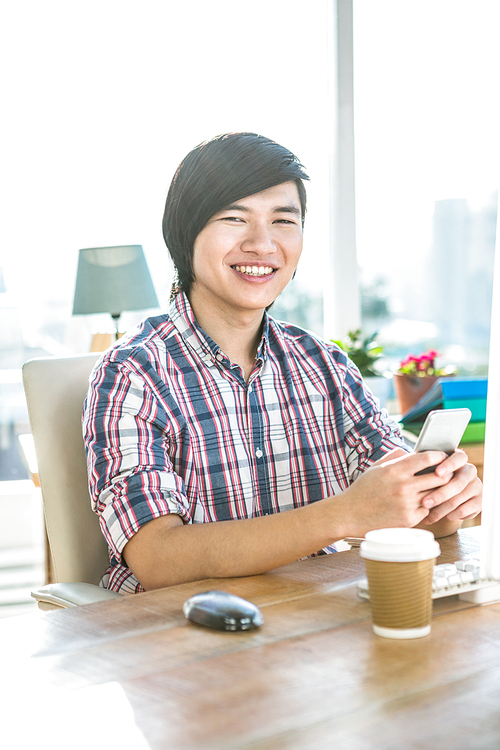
240, 222, 277, 254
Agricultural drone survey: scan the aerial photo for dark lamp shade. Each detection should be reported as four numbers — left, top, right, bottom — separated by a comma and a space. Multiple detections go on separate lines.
72, 245, 159, 316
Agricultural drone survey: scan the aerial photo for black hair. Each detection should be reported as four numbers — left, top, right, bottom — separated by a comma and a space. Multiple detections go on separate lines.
162, 132, 309, 298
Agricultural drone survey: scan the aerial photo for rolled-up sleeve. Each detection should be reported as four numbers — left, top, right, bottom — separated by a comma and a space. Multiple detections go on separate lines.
83, 355, 190, 562
340, 358, 409, 481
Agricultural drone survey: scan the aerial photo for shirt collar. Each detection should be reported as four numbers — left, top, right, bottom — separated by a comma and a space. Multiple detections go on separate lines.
256, 314, 269, 363
169, 292, 270, 368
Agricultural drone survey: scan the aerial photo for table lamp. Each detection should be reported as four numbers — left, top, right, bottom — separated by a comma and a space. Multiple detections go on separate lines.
72, 245, 159, 339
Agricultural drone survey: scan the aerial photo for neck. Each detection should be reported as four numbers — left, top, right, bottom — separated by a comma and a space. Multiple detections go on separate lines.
187, 296, 264, 381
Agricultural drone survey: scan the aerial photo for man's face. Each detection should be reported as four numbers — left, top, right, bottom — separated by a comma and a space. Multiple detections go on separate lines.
189, 181, 303, 322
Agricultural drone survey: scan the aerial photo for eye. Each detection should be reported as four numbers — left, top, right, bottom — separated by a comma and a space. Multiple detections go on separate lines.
274, 218, 297, 225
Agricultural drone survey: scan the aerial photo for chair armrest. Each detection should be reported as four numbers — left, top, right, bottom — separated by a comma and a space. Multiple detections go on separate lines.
32, 582, 122, 610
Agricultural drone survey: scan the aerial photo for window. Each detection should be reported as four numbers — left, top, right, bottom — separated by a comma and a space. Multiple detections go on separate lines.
353, 0, 499, 375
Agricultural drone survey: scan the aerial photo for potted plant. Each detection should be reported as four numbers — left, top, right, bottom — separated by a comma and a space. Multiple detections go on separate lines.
394, 349, 457, 415
332, 330, 392, 407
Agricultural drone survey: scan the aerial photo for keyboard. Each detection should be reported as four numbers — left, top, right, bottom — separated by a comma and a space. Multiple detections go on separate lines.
357, 558, 500, 601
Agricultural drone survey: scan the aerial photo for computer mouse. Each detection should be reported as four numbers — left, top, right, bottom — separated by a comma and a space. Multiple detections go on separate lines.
183, 590, 264, 632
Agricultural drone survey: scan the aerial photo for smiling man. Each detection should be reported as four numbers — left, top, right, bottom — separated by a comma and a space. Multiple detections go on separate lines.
83, 133, 482, 594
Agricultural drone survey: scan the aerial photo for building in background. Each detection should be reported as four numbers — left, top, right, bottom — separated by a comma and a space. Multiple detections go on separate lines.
427, 194, 496, 361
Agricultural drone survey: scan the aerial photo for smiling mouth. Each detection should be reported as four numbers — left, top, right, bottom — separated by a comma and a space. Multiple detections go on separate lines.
232, 265, 276, 277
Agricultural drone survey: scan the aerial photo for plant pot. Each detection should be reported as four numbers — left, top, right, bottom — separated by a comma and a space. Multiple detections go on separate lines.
393, 374, 438, 416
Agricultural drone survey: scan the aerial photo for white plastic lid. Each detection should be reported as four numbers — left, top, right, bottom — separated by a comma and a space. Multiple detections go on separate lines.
360, 528, 441, 562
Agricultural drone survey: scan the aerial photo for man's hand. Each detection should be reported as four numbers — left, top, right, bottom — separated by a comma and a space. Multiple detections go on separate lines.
340, 450, 453, 534
341, 448, 482, 538
417, 449, 482, 525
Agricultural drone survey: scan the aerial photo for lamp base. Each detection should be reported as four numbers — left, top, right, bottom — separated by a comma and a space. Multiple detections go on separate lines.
90, 332, 124, 352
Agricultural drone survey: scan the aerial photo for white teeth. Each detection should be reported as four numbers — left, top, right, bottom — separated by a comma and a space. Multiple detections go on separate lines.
234, 265, 274, 277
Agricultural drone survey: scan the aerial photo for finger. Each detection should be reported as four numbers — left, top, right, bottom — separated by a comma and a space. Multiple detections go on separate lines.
434, 448, 468, 477
411, 451, 449, 475
420, 476, 455, 508
457, 510, 482, 521
375, 451, 449, 484
424, 494, 481, 524
422, 474, 481, 524
421, 463, 477, 509
445, 491, 482, 521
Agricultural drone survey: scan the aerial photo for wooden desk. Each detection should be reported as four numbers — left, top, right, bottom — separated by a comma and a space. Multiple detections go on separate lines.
3, 528, 500, 749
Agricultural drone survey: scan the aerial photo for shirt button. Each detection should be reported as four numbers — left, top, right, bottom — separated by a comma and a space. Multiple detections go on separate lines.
216, 353, 224, 362
248, 385, 252, 393
255, 448, 263, 458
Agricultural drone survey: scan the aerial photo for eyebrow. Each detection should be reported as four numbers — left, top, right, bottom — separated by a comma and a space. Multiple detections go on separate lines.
219, 203, 301, 216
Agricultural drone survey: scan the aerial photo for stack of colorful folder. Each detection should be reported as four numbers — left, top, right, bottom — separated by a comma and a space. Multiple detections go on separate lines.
399, 377, 488, 444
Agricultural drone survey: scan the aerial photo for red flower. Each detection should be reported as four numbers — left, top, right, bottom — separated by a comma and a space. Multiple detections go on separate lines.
398, 350, 442, 376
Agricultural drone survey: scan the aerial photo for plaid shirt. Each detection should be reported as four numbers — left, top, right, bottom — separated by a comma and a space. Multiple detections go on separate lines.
83, 293, 407, 594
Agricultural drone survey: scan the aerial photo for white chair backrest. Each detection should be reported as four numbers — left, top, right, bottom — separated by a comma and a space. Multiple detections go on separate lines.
22, 354, 109, 585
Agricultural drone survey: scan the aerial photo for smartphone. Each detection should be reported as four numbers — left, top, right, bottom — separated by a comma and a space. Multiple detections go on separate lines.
414, 408, 472, 475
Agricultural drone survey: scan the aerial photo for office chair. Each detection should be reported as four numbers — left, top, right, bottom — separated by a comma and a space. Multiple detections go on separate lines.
22, 354, 121, 610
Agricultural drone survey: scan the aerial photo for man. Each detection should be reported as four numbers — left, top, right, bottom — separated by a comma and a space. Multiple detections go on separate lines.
83, 133, 482, 594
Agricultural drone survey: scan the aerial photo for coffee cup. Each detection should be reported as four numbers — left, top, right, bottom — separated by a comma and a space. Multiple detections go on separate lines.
360, 528, 441, 639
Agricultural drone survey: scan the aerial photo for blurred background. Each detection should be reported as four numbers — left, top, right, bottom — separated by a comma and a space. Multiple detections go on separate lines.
0, 0, 498, 613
